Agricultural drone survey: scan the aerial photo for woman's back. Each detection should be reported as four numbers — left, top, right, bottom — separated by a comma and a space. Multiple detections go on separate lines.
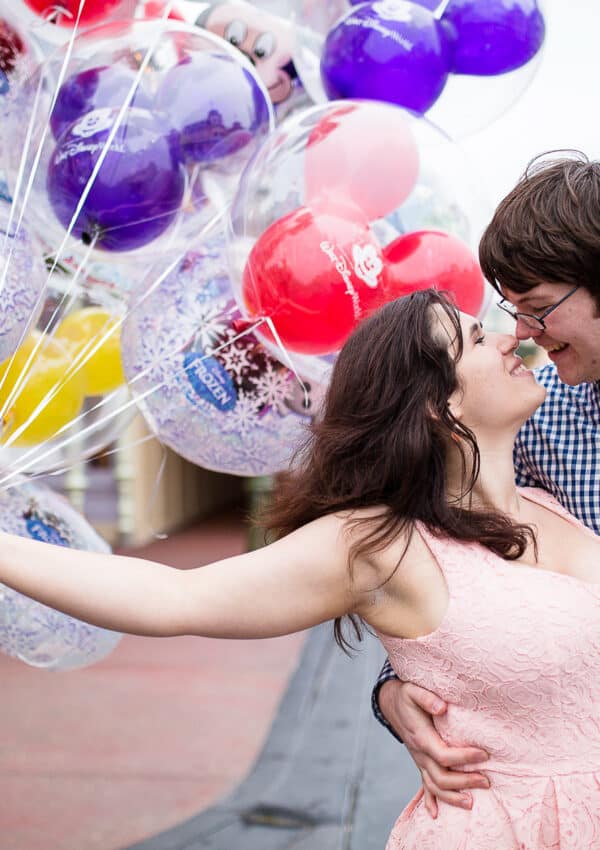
377, 487, 600, 849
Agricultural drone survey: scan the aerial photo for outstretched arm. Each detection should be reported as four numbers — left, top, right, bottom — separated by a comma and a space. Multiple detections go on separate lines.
0, 515, 357, 640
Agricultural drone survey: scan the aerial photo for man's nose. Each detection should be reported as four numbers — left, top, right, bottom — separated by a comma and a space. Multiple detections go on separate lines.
514, 317, 541, 341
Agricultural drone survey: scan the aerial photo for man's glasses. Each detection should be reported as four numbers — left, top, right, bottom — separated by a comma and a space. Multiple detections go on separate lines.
497, 285, 580, 331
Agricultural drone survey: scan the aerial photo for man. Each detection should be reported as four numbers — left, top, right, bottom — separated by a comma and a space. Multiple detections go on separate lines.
372, 153, 600, 818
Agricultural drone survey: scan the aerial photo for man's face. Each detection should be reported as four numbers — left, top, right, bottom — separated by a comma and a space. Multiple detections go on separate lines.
500, 282, 600, 385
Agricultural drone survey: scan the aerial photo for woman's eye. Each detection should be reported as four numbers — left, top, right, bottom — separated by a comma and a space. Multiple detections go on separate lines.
475, 335, 486, 345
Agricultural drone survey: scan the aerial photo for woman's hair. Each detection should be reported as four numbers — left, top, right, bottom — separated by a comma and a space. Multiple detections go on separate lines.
479, 151, 600, 312
263, 289, 536, 651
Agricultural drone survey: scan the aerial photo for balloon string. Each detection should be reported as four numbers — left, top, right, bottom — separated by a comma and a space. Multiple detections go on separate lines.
0, 235, 98, 439
262, 316, 310, 411
434, 0, 452, 19
0, 314, 267, 485
3, 0, 174, 353
0, 200, 230, 461
0, 430, 158, 492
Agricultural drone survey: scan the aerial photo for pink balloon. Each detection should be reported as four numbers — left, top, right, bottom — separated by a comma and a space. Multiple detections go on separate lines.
304, 102, 419, 222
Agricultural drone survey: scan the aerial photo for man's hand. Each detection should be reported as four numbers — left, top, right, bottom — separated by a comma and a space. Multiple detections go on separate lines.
379, 680, 490, 818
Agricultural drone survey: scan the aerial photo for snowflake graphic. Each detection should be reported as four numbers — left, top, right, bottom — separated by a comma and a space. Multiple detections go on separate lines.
192, 300, 236, 352
221, 390, 260, 439
220, 343, 252, 379
254, 363, 292, 416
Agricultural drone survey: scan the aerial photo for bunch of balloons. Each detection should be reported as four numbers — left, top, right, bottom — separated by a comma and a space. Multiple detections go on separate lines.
228, 99, 487, 358
7, 19, 273, 264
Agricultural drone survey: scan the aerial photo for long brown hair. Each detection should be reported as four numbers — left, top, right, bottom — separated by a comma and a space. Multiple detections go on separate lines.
264, 289, 535, 650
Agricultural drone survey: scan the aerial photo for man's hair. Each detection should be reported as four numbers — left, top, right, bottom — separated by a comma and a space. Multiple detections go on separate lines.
479, 151, 600, 310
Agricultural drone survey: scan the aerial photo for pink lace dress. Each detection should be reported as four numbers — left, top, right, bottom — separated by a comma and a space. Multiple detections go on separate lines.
379, 487, 600, 850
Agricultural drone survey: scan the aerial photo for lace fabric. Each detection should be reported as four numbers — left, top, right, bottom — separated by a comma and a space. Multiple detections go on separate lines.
379, 487, 600, 849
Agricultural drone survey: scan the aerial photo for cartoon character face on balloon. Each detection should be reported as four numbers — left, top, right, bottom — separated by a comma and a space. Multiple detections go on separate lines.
195, 0, 296, 104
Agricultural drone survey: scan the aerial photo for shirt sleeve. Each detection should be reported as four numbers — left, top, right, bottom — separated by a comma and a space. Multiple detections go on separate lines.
371, 658, 404, 743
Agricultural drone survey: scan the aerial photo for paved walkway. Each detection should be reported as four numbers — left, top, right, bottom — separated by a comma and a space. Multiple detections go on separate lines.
0, 514, 306, 850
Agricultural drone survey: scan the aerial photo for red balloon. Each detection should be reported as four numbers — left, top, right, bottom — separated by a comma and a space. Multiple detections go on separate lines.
242, 205, 388, 355
22, 0, 126, 26
383, 230, 485, 316
304, 101, 419, 222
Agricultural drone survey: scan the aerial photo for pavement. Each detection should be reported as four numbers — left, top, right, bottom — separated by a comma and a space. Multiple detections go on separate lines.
0, 513, 305, 850
1, 511, 420, 850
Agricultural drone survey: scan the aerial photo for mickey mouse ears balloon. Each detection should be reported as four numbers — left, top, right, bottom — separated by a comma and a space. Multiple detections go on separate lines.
22, 0, 131, 27
227, 99, 489, 363
293, 0, 546, 138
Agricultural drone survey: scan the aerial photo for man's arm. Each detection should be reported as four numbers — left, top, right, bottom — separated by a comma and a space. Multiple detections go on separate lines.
371, 659, 404, 741
371, 661, 491, 818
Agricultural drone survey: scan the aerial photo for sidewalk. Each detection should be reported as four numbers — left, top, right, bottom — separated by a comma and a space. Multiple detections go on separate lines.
0, 513, 306, 850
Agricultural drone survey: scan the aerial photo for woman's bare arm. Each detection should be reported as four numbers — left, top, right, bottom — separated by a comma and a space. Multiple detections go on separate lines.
0, 515, 362, 639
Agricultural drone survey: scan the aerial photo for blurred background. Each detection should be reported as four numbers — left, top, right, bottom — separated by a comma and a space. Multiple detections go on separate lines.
0, 1, 597, 847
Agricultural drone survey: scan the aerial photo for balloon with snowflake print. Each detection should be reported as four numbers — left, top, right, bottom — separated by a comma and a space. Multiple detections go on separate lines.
0, 478, 121, 670
0, 204, 46, 363
121, 238, 326, 477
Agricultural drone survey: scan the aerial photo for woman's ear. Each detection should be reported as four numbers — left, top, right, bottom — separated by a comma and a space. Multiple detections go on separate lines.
446, 390, 463, 421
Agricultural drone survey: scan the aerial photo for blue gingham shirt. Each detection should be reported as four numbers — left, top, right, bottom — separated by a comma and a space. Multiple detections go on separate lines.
372, 363, 600, 736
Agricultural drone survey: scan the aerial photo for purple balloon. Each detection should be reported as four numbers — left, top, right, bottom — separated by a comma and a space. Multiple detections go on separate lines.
320, 1, 450, 115
441, 0, 545, 76
50, 65, 153, 141
154, 53, 271, 164
47, 107, 185, 252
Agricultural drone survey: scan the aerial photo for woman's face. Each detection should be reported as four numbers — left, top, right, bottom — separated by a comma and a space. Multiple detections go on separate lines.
435, 307, 547, 435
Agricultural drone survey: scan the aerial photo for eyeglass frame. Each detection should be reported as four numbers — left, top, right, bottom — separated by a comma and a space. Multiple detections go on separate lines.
496, 284, 580, 331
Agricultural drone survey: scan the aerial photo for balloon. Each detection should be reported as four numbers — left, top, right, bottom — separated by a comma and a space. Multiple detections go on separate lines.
54, 306, 125, 396
0, 331, 86, 447
320, 1, 450, 114
0, 477, 120, 670
121, 239, 326, 477
22, 0, 128, 26
50, 65, 153, 141
195, 0, 301, 108
241, 204, 388, 355
0, 14, 36, 101
293, 0, 546, 138
383, 229, 484, 315
154, 53, 271, 166
4, 19, 274, 272
443, 0, 545, 76
46, 107, 185, 253
0, 206, 46, 363
304, 101, 419, 221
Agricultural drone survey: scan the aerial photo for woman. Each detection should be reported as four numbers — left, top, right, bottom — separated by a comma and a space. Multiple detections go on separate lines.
2, 289, 600, 848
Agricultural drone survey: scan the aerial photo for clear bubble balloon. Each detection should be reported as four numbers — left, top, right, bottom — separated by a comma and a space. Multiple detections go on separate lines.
120, 231, 326, 477
227, 99, 489, 361
0, 476, 120, 670
0, 202, 46, 363
5, 18, 274, 273
0, 270, 133, 476
293, 0, 546, 138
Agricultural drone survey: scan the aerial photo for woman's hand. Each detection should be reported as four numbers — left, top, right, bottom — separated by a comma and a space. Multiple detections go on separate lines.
378, 680, 490, 818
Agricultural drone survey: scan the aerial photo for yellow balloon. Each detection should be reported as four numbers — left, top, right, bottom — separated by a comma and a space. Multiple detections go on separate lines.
0, 332, 86, 446
54, 307, 125, 396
